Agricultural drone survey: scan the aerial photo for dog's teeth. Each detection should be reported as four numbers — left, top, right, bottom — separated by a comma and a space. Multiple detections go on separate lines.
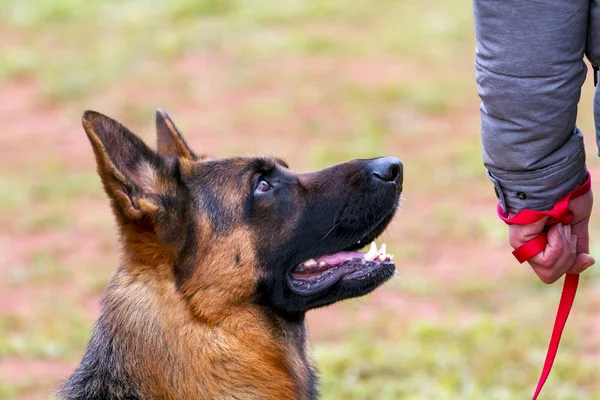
389, 254, 394, 260
303, 259, 317, 267
378, 243, 386, 255
364, 253, 376, 261
364, 242, 377, 261
378, 254, 386, 262
319, 261, 327, 267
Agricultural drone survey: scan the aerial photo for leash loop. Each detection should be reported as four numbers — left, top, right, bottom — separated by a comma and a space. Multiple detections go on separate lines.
496, 172, 591, 399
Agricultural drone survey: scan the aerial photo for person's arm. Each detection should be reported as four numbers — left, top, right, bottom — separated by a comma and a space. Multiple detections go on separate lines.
473, 0, 595, 282
589, 1, 600, 148
587, 1, 600, 73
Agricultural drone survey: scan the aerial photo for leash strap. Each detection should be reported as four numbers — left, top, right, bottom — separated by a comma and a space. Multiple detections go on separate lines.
531, 273, 578, 399
497, 172, 591, 400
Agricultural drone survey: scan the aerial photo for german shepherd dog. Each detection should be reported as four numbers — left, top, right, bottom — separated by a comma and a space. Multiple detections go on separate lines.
58, 110, 402, 400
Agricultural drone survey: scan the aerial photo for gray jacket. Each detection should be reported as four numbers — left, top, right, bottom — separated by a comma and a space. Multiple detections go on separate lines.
474, 0, 600, 213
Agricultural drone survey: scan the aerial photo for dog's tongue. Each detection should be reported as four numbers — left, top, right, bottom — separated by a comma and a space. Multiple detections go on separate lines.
289, 243, 395, 294
292, 252, 364, 276
314, 252, 364, 266
291, 252, 364, 279
293, 242, 392, 276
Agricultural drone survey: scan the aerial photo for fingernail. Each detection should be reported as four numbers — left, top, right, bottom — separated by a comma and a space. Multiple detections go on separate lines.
584, 260, 596, 269
557, 223, 564, 236
564, 225, 571, 242
570, 234, 577, 253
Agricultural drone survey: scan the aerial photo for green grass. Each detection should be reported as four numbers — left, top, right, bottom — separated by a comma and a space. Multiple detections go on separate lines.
4, 250, 71, 286
0, 303, 91, 360
0, 168, 103, 233
315, 317, 600, 400
0, 171, 101, 209
0, 0, 475, 103
0, 380, 38, 400
2, 0, 600, 399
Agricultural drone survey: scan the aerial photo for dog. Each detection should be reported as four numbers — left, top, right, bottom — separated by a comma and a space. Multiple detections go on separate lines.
57, 110, 402, 400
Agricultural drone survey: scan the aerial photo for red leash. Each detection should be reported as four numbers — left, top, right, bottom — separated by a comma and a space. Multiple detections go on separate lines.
530, 274, 579, 399
497, 173, 591, 400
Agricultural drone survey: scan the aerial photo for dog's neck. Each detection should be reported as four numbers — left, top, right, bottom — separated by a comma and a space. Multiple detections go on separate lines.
260, 307, 319, 400
59, 266, 318, 400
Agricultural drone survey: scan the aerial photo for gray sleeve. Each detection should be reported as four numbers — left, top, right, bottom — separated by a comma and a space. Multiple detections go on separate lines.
474, 0, 589, 213
587, 0, 600, 67
587, 1, 600, 153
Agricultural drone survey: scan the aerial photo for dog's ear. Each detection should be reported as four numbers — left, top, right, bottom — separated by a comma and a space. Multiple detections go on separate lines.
82, 110, 172, 222
155, 108, 197, 160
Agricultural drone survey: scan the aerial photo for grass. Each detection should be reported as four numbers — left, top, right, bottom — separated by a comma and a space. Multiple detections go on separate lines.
0, 303, 91, 360
0, 167, 103, 233
0, 0, 474, 103
315, 318, 600, 400
4, 250, 71, 286
2, 0, 600, 399
0, 381, 38, 400
0, 171, 101, 210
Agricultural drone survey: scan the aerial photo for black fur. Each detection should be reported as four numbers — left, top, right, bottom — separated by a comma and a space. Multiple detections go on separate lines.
59, 110, 402, 400
252, 160, 401, 314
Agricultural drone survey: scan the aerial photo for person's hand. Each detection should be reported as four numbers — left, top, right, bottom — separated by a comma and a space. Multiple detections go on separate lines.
508, 190, 595, 284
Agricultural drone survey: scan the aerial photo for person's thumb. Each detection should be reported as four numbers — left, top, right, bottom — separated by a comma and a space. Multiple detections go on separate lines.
568, 251, 595, 274
571, 221, 591, 254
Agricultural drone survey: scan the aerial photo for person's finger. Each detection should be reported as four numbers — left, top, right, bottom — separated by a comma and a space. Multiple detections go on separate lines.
563, 232, 595, 274
550, 225, 577, 272
568, 252, 596, 274
571, 221, 590, 254
552, 229, 577, 274
529, 224, 575, 283
508, 216, 550, 248
528, 224, 564, 269
569, 234, 577, 255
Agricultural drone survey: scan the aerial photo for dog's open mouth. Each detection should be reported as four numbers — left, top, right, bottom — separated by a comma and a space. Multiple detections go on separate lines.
288, 242, 395, 295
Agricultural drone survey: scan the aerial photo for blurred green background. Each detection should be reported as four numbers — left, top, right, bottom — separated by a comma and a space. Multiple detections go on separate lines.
1, 1, 599, 399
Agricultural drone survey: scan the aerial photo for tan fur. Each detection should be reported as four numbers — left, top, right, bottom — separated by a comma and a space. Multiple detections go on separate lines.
105, 228, 305, 400
62, 111, 316, 400
136, 161, 161, 194
158, 117, 194, 159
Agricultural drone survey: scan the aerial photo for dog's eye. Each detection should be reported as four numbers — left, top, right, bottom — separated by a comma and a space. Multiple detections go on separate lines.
255, 180, 272, 193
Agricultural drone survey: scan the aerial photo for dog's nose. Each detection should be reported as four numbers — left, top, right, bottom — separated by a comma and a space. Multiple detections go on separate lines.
370, 157, 403, 186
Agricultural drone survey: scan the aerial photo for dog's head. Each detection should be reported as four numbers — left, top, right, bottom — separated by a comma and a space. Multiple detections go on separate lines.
84, 110, 402, 319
